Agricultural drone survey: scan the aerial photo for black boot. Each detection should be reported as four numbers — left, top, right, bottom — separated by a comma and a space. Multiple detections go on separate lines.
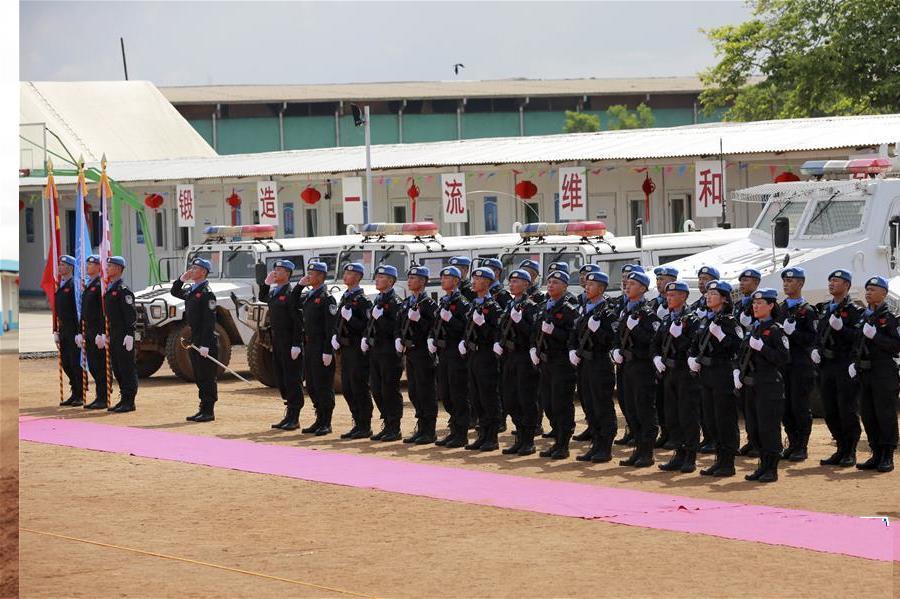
700, 450, 723, 476
370, 422, 388, 441
404, 420, 423, 444
84, 398, 108, 410
60, 396, 84, 407
877, 446, 894, 473
480, 425, 500, 452
340, 423, 360, 439
573, 427, 592, 442
591, 437, 613, 463
314, 419, 332, 436
517, 428, 536, 456
789, 432, 810, 461
745, 456, 766, 481
712, 452, 735, 477
465, 426, 488, 450
550, 431, 571, 460
619, 444, 640, 466
108, 400, 123, 412
758, 454, 779, 483
820, 442, 844, 466
115, 400, 136, 413
351, 422, 373, 439
542, 428, 557, 439
271, 404, 291, 429
192, 403, 215, 423
435, 430, 454, 446
415, 420, 437, 445
838, 441, 857, 467
614, 428, 633, 446
576, 434, 602, 462
274, 405, 300, 431
302, 413, 322, 434
633, 441, 655, 468
379, 422, 401, 442
446, 427, 468, 448
185, 404, 203, 421
698, 438, 717, 454
856, 447, 881, 470
680, 449, 697, 473
503, 430, 525, 455
658, 448, 685, 471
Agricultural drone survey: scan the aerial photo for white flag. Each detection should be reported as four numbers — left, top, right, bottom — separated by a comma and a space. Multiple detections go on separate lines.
176, 184, 195, 228
257, 181, 279, 226
440, 173, 467, 223
342, 177, 365, 225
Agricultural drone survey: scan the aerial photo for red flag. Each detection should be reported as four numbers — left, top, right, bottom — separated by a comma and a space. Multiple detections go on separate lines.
40, 172, 62, 320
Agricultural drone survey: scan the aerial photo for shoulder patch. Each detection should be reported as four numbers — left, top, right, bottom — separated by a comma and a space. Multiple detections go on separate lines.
125, 295, 133, 305
209, 299, 217, 310
329, 303, 338, 315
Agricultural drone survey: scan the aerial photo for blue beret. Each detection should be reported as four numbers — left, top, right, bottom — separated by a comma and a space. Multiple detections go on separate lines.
739, 268, 761, 280
622, 263, 645, 274
273, 259, 295, 271
579, 263, 602, 274
508, 269, 532, 284
707, 280, 733, 296
518, 259, 540, 272
548, 270, 570, 284
407, 266, 430, 279
471, 267, 496, 282
448, 256, 471, 267
548, 262, 570, 274
373, 264, 398, 278
654, 266, 678, 278
666, 280, 690, 293
865, 275, 888, 291
189, 257, 210, 272
698, 265, 720, 279
440, 266, 461, 279
828, 269, 852, 283
307, 261, 328, 274
483, 258, 503, 271
585, 271, 610, 285
752, 287, 779, 301
60, 255, 76, 266
343, 262, 365, 275
86, 255, 101, 265
108, 256, 127, 268
627, 272, 651, 288
781, 267, 805, 280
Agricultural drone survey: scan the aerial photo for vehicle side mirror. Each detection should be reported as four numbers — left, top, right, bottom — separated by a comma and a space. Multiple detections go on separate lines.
255, 262, 267, 285
773, 217, 789, 248
634, 218, 643, 249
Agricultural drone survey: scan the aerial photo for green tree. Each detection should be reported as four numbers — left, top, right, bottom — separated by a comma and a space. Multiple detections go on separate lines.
606, 103, 655, 130
700, 0, 900, 121
563, 110, 601, 133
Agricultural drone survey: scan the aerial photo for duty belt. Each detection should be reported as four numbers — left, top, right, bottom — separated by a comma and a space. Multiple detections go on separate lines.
699, 356, 729, 366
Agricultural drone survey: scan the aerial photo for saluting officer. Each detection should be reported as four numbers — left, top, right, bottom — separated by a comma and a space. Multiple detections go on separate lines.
460, 267, 503, 451
362, 264, 404, 441
813, 269, 863, 467
260, 259, 304, 431
734, 268, 761, 457
450, 256, 477, 301
650, 266, 678, 449
298, 262, 337, 436
734, 288, 791, 483
396, 266, 438, 444
652, 280, 703, 473
81, 255, 108, 409
611, 263, 644, 447
777, 267, 819, 462
332, 263, 374, 439
173, 257, 218, 421
429, 266, 471, 448
569, 270, 618, 463
689, 280, 742, 477
54, 255, 84, 406
483, 258, 512, 309
518, 259, 546, 305
848, 276, 899, 473
533, 269, 580, 459
689, 265, 720, 315
498, 269, 540, 456
103, 256, 138, 413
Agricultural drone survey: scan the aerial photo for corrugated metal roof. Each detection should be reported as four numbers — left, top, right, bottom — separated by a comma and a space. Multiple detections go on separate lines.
21, 113, 900, 185
160, 76, 764, 104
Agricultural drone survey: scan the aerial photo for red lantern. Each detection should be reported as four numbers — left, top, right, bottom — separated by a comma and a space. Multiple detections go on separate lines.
641, 173, 656, 223
774, 171, 800, 183
19, 200, 24, 211
301, 186, 321, 205
515, 180, 538, 200
144, 193, 164, 210
226, 190, 242, 207
406, 180, 420, 221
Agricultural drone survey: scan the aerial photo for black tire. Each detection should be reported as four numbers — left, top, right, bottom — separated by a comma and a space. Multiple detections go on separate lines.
135, 350, 165, 378
164, 322, 233, 382
247, 332, 277, 388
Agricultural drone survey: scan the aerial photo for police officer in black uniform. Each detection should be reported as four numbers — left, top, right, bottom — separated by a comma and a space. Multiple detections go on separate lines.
572, 264, 603, 441
734, 288, 790, 483
260, 259, 305, 431
777, 267, 818, 462
518, 259, 546, 305
734, 268, 761, 457
848, 276, 899, 473
81, 255, 108, 409
689, 265, 719, 315
54, 255, 84, 406
652, 280, 703, 473
332, 263, 374, 439
172, 257, 218, 421
362, 264, 404, 441
569, 271, 618, 462
298, 261, 337, 436
103, 256, 138, 413
650, 266, 678, 449
449, 256, 477, 302
611, 263, 644, 446
483, 258, 512, 310
429, 266, 471, 448
538, 261, 572, 439
813, 269, 863, 467
396, 266, 438, 444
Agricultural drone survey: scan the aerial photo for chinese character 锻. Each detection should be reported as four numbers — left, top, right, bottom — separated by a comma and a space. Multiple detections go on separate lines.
561, 173, 584, 211
698, 169, 723, 208
178, 189, 193, 220
444, 180, 465, 215
259, 185, 277, 219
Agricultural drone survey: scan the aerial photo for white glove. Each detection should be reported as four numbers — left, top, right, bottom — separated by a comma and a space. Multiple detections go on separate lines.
669, 321, 683, 338
341, 305, 353, 321
427, 338, 437, 354
322, 353, 333, 367
541, 321, 554, 335
588, 316, 601, 333
264, 271, 277, 285
395, 338, 405, 353
529, 347, 540, 366
473, 310, 486, 326
569, 349, 581, 367
372, 305, 384, 320
291, 346, 302, 360
709, 321, 725, 341
510, 306, 523, 323
863, 323, 876, 339
408, 308, 421, 322
123, 335, 134, 351
612, 349, 624, 364
493, 342, 503, 357
360, 338, 370, 353
440, 308, 452, 322
54, 332, 60, 347
458, 340, 467, 355
198, 346, 210, 358
653, 355, 666, 374
848, 363, 857, 378
782, 319, 796, 336
95, 334, 106, 349
733, 369, 743, 389
330, 335, 341, 351
749, 336, 764, 351
810, 348, 821, 364
626, 315, 640, 330
688, 356, 701, 372
828, 313, 843, 331
656, 304, 668, 319
739, 312, 753, 328
75, 334, 84, 348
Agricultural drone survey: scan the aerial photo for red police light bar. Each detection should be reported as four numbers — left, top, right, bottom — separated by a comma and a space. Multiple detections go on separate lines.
203, 224, 276, 240
519, 221, 608, 238
847, 157, 892, 176
361, 222, 440, 236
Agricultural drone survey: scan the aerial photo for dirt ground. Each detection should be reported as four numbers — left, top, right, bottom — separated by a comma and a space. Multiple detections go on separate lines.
18, 350, 900, 598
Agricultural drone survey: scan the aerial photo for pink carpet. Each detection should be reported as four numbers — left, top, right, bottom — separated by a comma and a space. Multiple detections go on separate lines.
20, 417, 897, 562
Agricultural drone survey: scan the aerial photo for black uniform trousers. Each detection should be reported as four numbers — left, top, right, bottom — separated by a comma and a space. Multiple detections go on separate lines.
745, 374, 785, 456
189, 339, 218, 408
615, 369, 634, 434
437, 346, 469, 433
782, 365, 815, 444
858, 360, 899, 451
341, 344, 372, 427
621, 359, 658, 444
369, 347, 403, 425
84, 333, 108, 402
59, 332, 84, 401
406, 348, 437, 423
662, 365, 701, 451
819, 359, 861, 447
502, 351, 540, 430
578, 373, 595, 431
272, 342, 303, 409
699, 364, 739, 455
303, 347, 336, 423
109, 332, 138, 403
468, 348, 501, 428
539, 353, 577, 435
579, 358, 616, 441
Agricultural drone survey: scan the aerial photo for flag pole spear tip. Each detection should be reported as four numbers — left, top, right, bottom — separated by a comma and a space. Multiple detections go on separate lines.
46, 157, 53, 173
101, 153, 107, 170
77, 155, 85, 171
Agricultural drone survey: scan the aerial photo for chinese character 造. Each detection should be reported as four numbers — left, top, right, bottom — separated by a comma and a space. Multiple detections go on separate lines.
178, 189, 193, 220
444, 180, 464, 215
698, 169, 723, 208
561, 173, 584, 211
259, 185, 277, 219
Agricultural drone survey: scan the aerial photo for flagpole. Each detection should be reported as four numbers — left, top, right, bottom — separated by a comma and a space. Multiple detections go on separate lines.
47, 160, 64, 405
100, 156, 114, 403
77, 158, 90, 404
